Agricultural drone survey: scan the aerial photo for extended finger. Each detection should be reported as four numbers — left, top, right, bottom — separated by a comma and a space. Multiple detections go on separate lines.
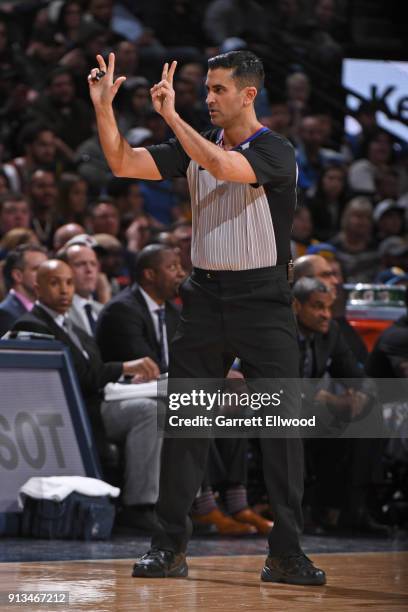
107, 52, 115, 79
167, 60, 177, 84
161, 62, 169, 81
96, 54, 107, 72
112, 75, 126, 94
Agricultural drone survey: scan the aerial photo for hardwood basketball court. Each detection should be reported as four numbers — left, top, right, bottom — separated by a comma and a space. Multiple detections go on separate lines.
1, 552, 407, 611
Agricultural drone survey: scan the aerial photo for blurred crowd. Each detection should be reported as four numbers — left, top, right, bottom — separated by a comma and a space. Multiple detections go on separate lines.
0, 0, 407, 537
0, 0, 407, 292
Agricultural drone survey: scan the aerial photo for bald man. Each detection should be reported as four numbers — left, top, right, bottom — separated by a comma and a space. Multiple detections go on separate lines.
53, 223, 85, 253
293, 254, 367, 365
293, 255, 338, 295
12, 261, 164, 520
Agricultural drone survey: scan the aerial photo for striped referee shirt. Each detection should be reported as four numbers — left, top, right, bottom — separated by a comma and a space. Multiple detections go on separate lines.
147, 127, 297, 271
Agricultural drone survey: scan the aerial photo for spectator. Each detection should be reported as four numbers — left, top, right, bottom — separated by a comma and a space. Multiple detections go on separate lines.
330, 197, 379, 282
55, 0, 85, 47
261, 98, 292, 140
60, 21, 110, 87
96, 244, 182, 530
367, 288, 408, 379
93, 233, 128, 295
293, 278, 386, 535
348, 129, 395, 199
75, 125, 111, 194
60, 243, 103, 336
139, 178, 179, 226
0, 244, 48, 336
306, 165, 349, 241
293, 253, 337, 293
58, 172, 89, 226
96, 244, 181, 365
0, 193, 31, 239
377, 236, 408, 275
113, 40, 140, 78
116, 77, 151, 133
296, 115, 344, 194
89, 200, 120, 237
373, 199, 406, 242
0, 228, 40, 255
11, 259, 160, 504
53, 222, 86, 253
286, 72, 312, 136
204, 0, 268, 46
27, 67, 94, 153
291, 205, 318, 259
28, 169, 59, 247
4, 123, 58, 192
344, 101, 378, 161
294, 251, 368, 365
106, 177, 145, 217
125, 214, 153, 255
25, 26, 67, 91
174, 76, 210, 132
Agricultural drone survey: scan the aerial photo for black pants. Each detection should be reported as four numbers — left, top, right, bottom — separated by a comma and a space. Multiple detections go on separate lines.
152, 265, 304, 555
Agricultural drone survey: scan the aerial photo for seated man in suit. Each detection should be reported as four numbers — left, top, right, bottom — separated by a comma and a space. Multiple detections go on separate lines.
96, 244, 182, 528
12, 259, 161, 530
59, 243, 103, 336
0, 244, 48, 336
293, 277, 388, 536
96, 244, 182, 367
293, 253, 368, 366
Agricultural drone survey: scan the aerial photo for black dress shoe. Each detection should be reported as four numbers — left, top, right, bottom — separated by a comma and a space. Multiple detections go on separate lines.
132, 548, 188, 578
261, 552, 326, 586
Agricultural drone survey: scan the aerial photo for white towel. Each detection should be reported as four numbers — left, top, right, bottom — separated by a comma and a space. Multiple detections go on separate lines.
18, 476, 120, 507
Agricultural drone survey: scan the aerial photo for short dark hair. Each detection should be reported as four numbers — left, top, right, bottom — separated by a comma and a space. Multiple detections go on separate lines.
3, 244, 47, 290
46, 66, 74, 87
207, 50, 264, 91
18, 122, 55, 150
134, 244, 174, 283
292, 277, 330, 304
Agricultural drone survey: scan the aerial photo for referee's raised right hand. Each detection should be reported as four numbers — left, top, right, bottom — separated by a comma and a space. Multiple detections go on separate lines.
88, 52, 126, 108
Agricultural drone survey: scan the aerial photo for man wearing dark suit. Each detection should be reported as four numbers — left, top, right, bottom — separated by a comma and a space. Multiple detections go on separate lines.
0, 244, 48, 337
96, 244, 181, 367
12, 260, 160, 502
96, 244, 182, 529
293, 277, 388, 536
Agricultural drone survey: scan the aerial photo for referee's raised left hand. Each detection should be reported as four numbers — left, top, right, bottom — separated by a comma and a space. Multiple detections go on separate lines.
150, 61, 177, 122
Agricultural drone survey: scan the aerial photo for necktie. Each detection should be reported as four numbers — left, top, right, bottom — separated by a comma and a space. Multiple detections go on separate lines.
62, 318, 86, 355
155, 307, 167, 372
84, 303, 97, 336
300, 337, 314, 379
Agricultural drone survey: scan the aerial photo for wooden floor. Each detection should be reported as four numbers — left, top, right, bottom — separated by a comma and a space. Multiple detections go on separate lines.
0, 552, 407, 611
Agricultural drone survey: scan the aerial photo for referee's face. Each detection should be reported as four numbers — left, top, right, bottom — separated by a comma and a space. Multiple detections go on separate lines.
205, 68, 248, 128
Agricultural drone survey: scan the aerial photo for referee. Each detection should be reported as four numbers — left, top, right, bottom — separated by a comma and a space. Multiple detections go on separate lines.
89, 50, 326, 586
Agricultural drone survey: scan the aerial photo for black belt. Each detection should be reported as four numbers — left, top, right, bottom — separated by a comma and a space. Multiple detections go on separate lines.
192, 261, 293, 283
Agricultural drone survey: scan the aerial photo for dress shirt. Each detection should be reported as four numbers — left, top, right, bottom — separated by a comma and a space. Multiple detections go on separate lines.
139, 287, 169, 369
36, 302, 89, 358
10, 289, 34, 312
72, 293, 98, 336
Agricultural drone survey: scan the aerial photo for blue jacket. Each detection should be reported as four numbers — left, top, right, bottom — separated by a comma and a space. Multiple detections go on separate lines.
0, 292, 27, 337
